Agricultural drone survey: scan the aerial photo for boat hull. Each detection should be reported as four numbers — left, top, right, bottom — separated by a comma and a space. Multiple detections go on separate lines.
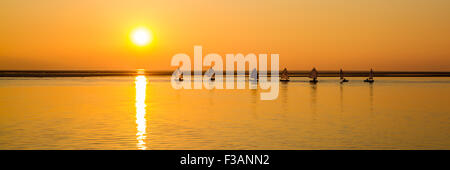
364, 79, 374, 83
340, 79, 349, 83
309, 80, 318, 83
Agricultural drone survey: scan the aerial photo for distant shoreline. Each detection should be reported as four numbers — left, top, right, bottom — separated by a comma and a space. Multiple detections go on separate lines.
0, 70, 449, 77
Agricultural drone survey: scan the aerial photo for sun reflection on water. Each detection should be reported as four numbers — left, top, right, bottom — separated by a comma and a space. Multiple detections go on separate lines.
135, 75, 148, 150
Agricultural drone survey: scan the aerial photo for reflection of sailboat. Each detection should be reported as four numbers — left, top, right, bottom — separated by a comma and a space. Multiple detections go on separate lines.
339, 69, 349, 83
207, 67, 215, 81
364, 68, 375, 83
309, 67, 318, 83
175, 68, 183, 81
280, 68, 290, 82
310, 83, 317, 115
339, 84, 344, 113
250, 68, 258, 81
369, 83, 374, 113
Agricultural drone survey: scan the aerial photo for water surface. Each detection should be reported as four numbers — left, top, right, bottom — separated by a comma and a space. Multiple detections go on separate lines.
0, 76, 449, 149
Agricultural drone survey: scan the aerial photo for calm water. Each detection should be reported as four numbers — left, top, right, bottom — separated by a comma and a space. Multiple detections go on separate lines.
0, 76, 449, 149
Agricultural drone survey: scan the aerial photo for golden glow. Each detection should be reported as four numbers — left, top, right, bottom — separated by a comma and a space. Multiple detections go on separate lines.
137, 69, 145, 75
1, 1, 450, 71
135, 75, 148, 150
131, 27, 152, 46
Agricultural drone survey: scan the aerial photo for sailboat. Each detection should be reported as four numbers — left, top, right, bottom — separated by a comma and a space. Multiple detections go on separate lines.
250, 68, 258, 81
280, 68, 290, 82
211, 71, 215, 81
207, 67, 215, 81
179, 73, 183, 81
309, 67, 318, 83
364, 68, 374, 83
175, 68, 183, 81
339, 69, 348, 83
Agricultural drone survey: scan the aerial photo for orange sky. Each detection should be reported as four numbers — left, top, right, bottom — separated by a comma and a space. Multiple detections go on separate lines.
1, 0, 449, 71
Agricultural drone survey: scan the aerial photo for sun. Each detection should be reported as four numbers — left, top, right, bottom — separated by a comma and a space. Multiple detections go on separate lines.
131, 27, 153, 46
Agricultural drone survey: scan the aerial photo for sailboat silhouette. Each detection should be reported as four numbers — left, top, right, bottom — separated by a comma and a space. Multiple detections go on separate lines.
280, 68, 290, 82
207, 67, 215, 81
309, 67, 318, 83
340, 69, 349, 83
364, 69, 375, 83
250, 68, 258, 81
174, 67, 183, 81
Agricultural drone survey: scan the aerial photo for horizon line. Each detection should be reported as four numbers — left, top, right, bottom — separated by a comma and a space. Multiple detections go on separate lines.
1, 69, 450, 73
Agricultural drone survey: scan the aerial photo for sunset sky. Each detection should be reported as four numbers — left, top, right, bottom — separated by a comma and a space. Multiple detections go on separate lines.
1, 0, 449, 71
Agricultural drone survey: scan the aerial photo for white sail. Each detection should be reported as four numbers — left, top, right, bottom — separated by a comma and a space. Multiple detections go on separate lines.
369, 69, 374, 79
175, 68, 183, 80
206, 68, 215, 80
339, 69, 344, 80
250, 68, 258, 80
